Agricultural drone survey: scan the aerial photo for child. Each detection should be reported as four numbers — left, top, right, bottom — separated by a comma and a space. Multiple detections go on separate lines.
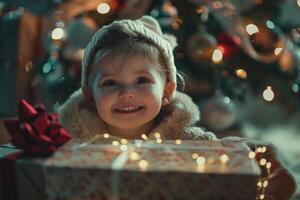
58, 16, 295, 199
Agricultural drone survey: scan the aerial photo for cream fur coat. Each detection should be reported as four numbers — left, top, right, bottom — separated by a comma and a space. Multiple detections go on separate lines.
57, 89, 217, 140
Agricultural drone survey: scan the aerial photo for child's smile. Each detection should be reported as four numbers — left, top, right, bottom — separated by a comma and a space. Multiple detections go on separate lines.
89, 52, 169, 138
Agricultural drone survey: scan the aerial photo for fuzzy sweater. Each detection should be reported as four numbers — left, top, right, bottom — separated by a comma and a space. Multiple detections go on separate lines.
57, 89, 217, 140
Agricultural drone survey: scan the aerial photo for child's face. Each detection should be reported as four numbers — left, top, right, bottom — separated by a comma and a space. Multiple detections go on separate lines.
89, 52, 173, 137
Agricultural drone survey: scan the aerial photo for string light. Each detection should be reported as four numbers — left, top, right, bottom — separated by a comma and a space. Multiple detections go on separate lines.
130, 152, 140, 160
292, 84, 299, 93
266, 20, 275, 29
141, 134, 148, 140
246, 24, 259, 35
259, 158, 267, 166
120, 139, 128, 144
156, 138, 162, 143
274, 47, 283, 56
120, 144, 128, 151
297, 0, 300, 7
112, 141, 120, 146
97, 3, 110, 14
103, 133, 110, 138
249, 151, 256, 159
212, 48, 223, 63
263, 180, 268, 188
192, 153, 199, 159
175, 139, 182, 145
259, 194, 265, 199
42, 62, 52, 74
138, 160, 148, 171
51, 27, 65, 40
263, 86, 275, 101
256, 147, 263, 153
254, 146, 271, 200
235, 69, 247, 79
261, 146, 267, 153
220, 154, 229, 164
154, 132, 161, 139
196, 156, 206, 165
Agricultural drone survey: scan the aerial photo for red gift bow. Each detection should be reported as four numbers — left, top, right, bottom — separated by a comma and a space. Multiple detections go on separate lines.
3, 99, 71, 155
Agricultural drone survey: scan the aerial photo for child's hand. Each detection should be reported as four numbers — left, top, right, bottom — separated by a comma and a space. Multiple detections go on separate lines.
221, 137, 296, 200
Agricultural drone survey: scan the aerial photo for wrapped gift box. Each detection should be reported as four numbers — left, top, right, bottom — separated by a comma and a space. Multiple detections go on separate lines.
43, 138, 261, 200
1, 138, 261, 200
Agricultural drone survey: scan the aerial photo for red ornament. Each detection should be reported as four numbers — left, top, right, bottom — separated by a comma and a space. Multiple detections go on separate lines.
4, 99, 71, 156
216, 33, 240, 58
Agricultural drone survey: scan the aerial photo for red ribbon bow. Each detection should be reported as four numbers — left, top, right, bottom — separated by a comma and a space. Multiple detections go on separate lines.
3, 99, 71, 155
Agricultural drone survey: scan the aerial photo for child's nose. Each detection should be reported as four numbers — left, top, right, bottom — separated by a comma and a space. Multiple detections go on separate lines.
118, 85, 136, 99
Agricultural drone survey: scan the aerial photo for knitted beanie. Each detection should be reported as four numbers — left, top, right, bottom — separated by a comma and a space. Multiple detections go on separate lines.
81, 15, 178, 88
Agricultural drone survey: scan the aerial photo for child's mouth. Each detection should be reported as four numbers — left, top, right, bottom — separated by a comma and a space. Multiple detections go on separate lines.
114, 106, 144, 113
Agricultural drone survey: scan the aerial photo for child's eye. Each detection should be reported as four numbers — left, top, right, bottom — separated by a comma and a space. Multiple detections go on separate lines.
136, 76, 151, 84
101, 79, 116, 86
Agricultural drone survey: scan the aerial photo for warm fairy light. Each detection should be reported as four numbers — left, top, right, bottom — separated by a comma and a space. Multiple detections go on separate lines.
192, 153, 199, 159
120, 144, 128, 151
256, 147, 263, 153
220, 154, 229, 164
103, 133, 110, 138
260, 158, 267, 166
130, 152, 140, 160
196, 156, 206, 165
263, 86, 274, 101
249, 151, 256, 159
256, 147, 271, 199
196, 156, 206, 172
261, 146, 267, 153
212, 48, 223, 63
141, 134, 148, 140
112, 141, 120, 146
138, 160, 148, 170
175, 139, 182, 145
257, 181, 262, 187
263, 180, 268, 188
154, 132, 161, 139
51, 27, 65, 40
156, 138, 162, 143
235, 69, 247, 79
297, 0, 300, 7
274, 47, 283, 55
97, 3, 110, 14
246, 24, 259, 35
120, 139, 128, 144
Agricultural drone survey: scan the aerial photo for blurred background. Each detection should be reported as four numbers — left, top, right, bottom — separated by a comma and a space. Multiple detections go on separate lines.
0, 0, 300, 194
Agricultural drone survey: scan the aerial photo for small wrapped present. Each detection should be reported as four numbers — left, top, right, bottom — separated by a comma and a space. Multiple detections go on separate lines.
42, 137, 261, 200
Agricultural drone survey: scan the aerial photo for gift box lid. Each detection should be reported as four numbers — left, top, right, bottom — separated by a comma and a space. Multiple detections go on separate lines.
43, 138, 261, 176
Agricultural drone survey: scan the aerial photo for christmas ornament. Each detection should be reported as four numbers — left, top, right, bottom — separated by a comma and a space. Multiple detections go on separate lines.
201, 93, 237, 131
216, 33, 240, 59
247, 20, 285, 63
186, 28, 218, 65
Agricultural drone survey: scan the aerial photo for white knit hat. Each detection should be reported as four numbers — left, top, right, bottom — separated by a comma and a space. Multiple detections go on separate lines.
81, 15, 178, 88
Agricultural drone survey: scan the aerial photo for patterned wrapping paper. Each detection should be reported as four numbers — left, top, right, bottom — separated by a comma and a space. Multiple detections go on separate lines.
43, 139, 261, 200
